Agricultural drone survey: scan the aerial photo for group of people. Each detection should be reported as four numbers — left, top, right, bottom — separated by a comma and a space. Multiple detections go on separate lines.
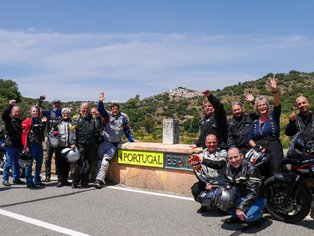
1, 91, 134, 189
1, 77, 313, 225
189, 76, 313, 225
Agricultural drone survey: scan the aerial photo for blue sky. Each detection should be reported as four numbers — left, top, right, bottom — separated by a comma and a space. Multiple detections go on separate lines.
0, 0, 313, 102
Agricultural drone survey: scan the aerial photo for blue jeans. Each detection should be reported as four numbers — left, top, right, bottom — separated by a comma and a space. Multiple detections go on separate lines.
3, 146, 21, 182
25, 143, 43, 186
229, 197, 267, 222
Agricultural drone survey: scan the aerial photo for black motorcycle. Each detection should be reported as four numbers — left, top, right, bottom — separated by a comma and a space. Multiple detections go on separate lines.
264, 135, 314, 223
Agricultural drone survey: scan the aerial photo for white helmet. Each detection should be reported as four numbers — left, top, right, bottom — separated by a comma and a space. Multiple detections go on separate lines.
61, 148, 80, 163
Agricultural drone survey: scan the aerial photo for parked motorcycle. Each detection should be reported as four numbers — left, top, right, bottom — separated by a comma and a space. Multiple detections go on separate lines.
264, 134, 314, 223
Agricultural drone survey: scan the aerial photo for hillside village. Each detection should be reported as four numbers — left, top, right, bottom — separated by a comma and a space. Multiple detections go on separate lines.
165, 87, 203, 100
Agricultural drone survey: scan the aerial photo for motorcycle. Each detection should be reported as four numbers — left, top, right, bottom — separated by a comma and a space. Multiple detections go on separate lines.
263, 135, 314, 223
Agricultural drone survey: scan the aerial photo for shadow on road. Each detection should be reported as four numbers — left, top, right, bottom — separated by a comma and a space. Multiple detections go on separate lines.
0, 188, 95, 208
221, 218, 273, 236
264, 214, 314, 230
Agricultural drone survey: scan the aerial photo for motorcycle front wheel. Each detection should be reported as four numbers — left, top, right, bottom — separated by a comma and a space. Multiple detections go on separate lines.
264, 176, 311, 223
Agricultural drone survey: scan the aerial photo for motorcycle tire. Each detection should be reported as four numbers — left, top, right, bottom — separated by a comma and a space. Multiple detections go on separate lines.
264, 176, 311, 223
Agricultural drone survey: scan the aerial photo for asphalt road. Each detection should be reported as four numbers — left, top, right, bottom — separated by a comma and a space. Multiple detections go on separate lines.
0, 177, 313, 236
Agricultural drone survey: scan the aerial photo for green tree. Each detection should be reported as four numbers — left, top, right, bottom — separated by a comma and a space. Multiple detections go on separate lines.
143, 119, 155, 133
0, 79, 22, 111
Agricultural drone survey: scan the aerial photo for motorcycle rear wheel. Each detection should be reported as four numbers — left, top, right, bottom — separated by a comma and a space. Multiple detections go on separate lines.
264, 176, 311, 223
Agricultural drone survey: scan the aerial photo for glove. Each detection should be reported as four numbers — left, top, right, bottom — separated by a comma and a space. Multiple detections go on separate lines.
188, 154, 201, 166
39, 95, 46, 102
192, 164, 202, 171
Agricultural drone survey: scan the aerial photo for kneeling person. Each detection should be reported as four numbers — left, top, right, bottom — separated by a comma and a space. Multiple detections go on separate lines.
220, 147, 266, 225
189, 134, 227, 213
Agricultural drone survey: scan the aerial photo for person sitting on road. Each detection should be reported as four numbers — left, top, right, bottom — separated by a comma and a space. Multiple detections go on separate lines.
221, 147, 266, 226
189, 134, 227, 213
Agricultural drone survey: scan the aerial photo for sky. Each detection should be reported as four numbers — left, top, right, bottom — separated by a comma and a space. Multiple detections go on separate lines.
0, 0, 313, 102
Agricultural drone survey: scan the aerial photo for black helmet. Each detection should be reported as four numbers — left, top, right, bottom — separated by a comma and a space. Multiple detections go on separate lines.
197, 191, 216, 208
305, 140, 314, 155
216, 185, 238, 211
290, 133, 305, 154
19, 151, 33, 168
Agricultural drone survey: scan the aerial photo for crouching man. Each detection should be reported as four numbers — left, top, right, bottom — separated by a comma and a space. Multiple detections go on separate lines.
189, 134, 227, 213
219, 147, 266, 226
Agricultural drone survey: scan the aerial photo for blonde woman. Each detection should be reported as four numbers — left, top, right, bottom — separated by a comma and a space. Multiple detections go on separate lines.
247, 77, 283, 177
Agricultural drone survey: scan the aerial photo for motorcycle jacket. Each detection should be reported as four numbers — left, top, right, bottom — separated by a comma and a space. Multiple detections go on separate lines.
195, 94, 227, 149
198, 148, 227, 185
1, 105, 23, 148
70, 113, 98, 146
225, 159, 262, 212
285, 111, 314, 140
51, 119, 73, 147
98, 101, 134, 144
227, 113, 258, 149
22, 117, 46, 148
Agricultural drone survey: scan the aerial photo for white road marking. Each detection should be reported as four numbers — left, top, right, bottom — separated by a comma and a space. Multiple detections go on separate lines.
0, 209, 91, 236
107, 185, 194, 201
0, 185, 193, 235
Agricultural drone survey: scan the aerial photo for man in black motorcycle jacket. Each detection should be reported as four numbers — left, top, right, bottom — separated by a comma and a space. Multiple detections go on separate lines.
70, 102, 98, 188
192, 90, 227, 150
222, 147, 266, 225
227, 100, 258, 155
285, 95, 314, 219
285, 96, 313, 139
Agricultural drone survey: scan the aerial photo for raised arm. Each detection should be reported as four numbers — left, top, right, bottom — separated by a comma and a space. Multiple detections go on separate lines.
97, 91, 110, 120
268, 76, 280, 107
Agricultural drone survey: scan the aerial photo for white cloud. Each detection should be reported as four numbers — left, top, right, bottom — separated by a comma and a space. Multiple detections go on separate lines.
0, 29, 313, 102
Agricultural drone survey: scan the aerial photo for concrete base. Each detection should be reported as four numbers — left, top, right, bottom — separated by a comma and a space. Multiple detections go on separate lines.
105, 142, 200, 196
107, 157, 195, 196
